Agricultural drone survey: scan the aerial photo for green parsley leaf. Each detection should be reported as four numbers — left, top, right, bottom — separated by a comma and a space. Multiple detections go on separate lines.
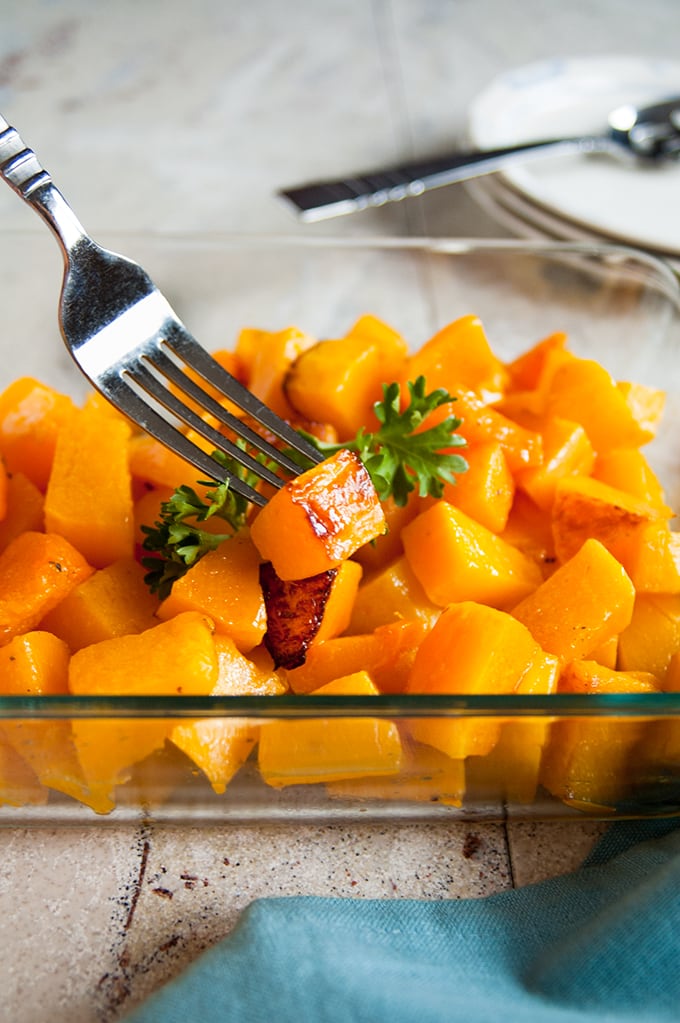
140, 446, 263, 599
296, 376, 468, 506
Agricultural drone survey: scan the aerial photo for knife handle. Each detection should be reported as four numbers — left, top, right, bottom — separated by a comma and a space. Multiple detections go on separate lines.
278, 136, 603, 222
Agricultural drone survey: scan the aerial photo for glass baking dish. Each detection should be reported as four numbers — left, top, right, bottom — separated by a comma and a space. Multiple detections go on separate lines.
0, 233, 679, 826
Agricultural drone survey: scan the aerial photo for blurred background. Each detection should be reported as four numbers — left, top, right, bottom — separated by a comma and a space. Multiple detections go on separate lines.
1, 0, 678, 242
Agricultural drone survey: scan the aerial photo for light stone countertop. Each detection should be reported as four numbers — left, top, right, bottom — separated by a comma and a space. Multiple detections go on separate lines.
0, 1, 678, 1019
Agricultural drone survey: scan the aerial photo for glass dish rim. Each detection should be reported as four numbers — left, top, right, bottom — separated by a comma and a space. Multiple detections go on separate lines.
1, 693, 679, 719
3, 224, 679, 287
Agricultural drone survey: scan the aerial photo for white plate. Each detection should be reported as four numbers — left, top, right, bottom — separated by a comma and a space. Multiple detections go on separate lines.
467, 56, 680, 255
465, 174, 680, 275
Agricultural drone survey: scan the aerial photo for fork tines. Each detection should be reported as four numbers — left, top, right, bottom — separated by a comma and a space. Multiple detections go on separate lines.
109, 325, 324, 507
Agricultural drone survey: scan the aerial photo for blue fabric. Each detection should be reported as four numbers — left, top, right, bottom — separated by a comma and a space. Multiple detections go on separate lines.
125, 818, 680, 1023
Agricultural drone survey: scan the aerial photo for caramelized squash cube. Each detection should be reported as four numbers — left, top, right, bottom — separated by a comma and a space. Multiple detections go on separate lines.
250, 449, 385, 580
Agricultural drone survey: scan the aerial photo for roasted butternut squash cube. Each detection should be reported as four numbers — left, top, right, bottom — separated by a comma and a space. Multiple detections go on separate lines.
171, 635, 286, 795
348, 554, 439, 634
69, 611, 218, 696
499, 491, 556, 575
284, 327, 408, 438
407, 314, 508, 402
241, 326, 317, 419
40, 557, 159, 651
0, 471, 44, 554
616, 381, 665, 442
0, 377, 77, 490
551, 474, 665, 567
157, 531, 266, 653
541, 663, 659, 810
407, 601, 554, 760
0, 630, 103, 811
351, 492, 422, 573
44, 404, 135, 567
425, 391, 543, 474
544, 356, 657, 452
258, 671, 402, 787
515, 417, 594, 512
592, 448, 670, 511
402, 501, 542, 609
512, 538, 635, 662
68, 612, 219, 809
128, 433, 201, 492
285, 618, 430, 696
505, 331, 568, 392
617, 594, 680, 682
250, 449, 386, 580
441, 441, 514, 532
615, 521, 680, 594
0, 531, 93, 646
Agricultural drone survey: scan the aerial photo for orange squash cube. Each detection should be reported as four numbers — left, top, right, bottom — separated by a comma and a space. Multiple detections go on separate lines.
617, 593, 680, 682
285, 618, 430, 696
240, 326, 318, 419
68, 612, 219, 809
616, 381, 665, 442
541, 663, 659, 810
44, 404, 135, 567
40, 557, 159, 651
157, 531, 266, 652
0, 377, 77, 490
425, 390, 543, 473
439, 441, 514, 532
128, 433, 200, 492
407, 601, 554, 759
402, 501, 542, 610
620, 522, 680, 594
348, 555, 439, 634
505, 331, 568, 392
500, 491, 556, 575
69, 611, 218, 696
0, 630, 102, 810
171, 634, 286, 794
258, 671, 402, 787
512, 538, 635, 662
352, 492, 422, 573
250, 449, 385, 580
0, 471, 44, 554
407, 314, 508, 402
551, 474, 666, 566
593, 448, 670, 511
0, 630, 70, 694
0, 531, 93, 646
544, 357, 656, 452
515, 417, 594, 512
284, 328, 408, 439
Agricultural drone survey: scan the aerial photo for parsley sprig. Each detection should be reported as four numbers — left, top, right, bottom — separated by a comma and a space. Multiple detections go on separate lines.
141, 447, 260, 598
298, 376, 467, 506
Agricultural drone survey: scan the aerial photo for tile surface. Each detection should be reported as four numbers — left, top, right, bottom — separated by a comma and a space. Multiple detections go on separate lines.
0, 0, 678, 1019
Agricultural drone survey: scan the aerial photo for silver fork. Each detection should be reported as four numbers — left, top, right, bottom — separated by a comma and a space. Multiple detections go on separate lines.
0, 114, 323, 506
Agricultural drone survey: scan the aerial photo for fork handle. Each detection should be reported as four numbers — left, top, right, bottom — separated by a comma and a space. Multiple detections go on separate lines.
0, 114, 86, 253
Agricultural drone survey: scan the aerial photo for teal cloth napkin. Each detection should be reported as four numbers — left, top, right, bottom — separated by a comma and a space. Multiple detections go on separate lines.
125, 819, 680, 1023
